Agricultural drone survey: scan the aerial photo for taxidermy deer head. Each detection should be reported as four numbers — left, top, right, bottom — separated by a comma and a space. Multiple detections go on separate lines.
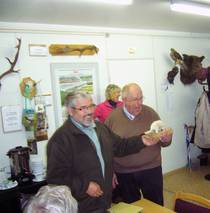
167, 48, 209, 85
0, 38, 21, 88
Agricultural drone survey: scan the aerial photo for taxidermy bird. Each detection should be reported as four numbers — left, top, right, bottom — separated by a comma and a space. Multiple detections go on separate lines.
167, 66, 179, 84
170, 48, 183, 65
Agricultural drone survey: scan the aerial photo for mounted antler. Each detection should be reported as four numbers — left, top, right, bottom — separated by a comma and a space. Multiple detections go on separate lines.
0, 38, 21, 88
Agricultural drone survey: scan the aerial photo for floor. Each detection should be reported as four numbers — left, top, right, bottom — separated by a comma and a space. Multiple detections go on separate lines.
163, 163, 210, 210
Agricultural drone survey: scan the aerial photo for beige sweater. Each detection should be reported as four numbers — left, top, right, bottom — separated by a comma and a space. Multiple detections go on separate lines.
105, 105, 170, 173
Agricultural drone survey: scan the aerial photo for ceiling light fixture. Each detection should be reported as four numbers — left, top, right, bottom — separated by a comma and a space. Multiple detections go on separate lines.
170, 0, 210, 17
83, 0, 133, 5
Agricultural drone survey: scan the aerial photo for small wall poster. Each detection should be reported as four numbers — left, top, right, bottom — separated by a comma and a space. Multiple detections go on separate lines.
34, 104, 48, 141
1, 105, 22, 133
29, 44, 48, 56
27, 139, 38, 154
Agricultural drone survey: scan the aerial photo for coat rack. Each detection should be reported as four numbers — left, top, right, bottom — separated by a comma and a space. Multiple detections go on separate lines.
199, 69, 210, 97
197, 70, 210, 181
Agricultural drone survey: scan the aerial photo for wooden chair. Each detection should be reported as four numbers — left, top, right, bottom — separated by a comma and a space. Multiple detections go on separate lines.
174, 191, 210, 213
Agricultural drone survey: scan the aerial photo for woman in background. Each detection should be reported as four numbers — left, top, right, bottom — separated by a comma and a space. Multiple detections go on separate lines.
94, 84, 123, 123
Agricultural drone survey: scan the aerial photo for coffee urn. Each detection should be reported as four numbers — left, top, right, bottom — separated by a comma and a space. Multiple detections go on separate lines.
7, 146, 34, 185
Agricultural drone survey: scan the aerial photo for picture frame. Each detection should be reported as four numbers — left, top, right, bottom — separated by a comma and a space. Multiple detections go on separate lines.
51, 63, 99, 127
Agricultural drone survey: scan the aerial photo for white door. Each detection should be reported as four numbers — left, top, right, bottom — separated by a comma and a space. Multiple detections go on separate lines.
107, 59, 157, 110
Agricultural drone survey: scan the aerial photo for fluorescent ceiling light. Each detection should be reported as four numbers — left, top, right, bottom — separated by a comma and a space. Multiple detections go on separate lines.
170, 0, 210, 17
83, 0, 133, 5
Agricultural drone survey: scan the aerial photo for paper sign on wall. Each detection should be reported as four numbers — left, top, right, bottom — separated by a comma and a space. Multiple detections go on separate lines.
1, 105, 22, 133
29, 44, 48, 56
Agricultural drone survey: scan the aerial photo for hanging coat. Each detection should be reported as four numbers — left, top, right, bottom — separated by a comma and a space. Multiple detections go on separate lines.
194, 91, 210, 148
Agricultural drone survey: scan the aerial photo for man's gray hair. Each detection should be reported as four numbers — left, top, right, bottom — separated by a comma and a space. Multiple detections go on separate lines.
24, 185, 78, 213
121, 83, 141, 99
64, 92, 92, 107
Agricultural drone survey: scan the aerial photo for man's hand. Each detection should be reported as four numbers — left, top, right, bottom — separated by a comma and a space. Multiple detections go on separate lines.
112, 173, 119, 189
142, 128, 173, 146
159, 128, 173, 143
86, 181, 103, 197
142, 133, 160, 146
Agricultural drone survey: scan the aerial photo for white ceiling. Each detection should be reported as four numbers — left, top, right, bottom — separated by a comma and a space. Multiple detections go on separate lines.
1, 0, 210, 34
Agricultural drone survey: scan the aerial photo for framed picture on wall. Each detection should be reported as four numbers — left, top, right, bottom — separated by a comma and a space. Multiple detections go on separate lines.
51, 63, 99, 128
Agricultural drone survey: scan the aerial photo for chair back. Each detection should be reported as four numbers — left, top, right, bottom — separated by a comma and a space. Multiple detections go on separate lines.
174, 191, 210, 213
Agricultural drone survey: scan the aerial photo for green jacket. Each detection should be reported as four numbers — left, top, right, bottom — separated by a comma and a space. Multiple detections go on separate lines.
47, 118, 145, 213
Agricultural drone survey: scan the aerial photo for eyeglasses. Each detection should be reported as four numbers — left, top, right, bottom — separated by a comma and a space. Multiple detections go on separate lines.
71, 104, 96, 112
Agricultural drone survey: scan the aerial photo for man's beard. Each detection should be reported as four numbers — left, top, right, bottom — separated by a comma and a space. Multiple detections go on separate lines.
83, 114, 94, 127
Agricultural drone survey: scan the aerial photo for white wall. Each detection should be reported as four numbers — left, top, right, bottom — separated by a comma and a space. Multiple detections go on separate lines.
0, 23, 210, 174
106, 35, 156, 110
0, 30, 108, 170
153, 36, 210, 171
0, 33, 27, 168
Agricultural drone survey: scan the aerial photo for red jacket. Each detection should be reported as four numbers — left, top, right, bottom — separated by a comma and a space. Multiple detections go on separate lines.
94, 100, 123, 123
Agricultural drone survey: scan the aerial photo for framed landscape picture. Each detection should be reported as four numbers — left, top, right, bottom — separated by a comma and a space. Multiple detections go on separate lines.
51, 63, 99, 127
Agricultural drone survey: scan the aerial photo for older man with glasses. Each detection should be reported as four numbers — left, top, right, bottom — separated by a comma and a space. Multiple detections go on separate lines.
47, 91, 161, 213
105, 83, 173, 206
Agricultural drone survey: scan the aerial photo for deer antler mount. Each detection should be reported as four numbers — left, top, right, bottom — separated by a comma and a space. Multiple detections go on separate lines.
0, 38, 21, 88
